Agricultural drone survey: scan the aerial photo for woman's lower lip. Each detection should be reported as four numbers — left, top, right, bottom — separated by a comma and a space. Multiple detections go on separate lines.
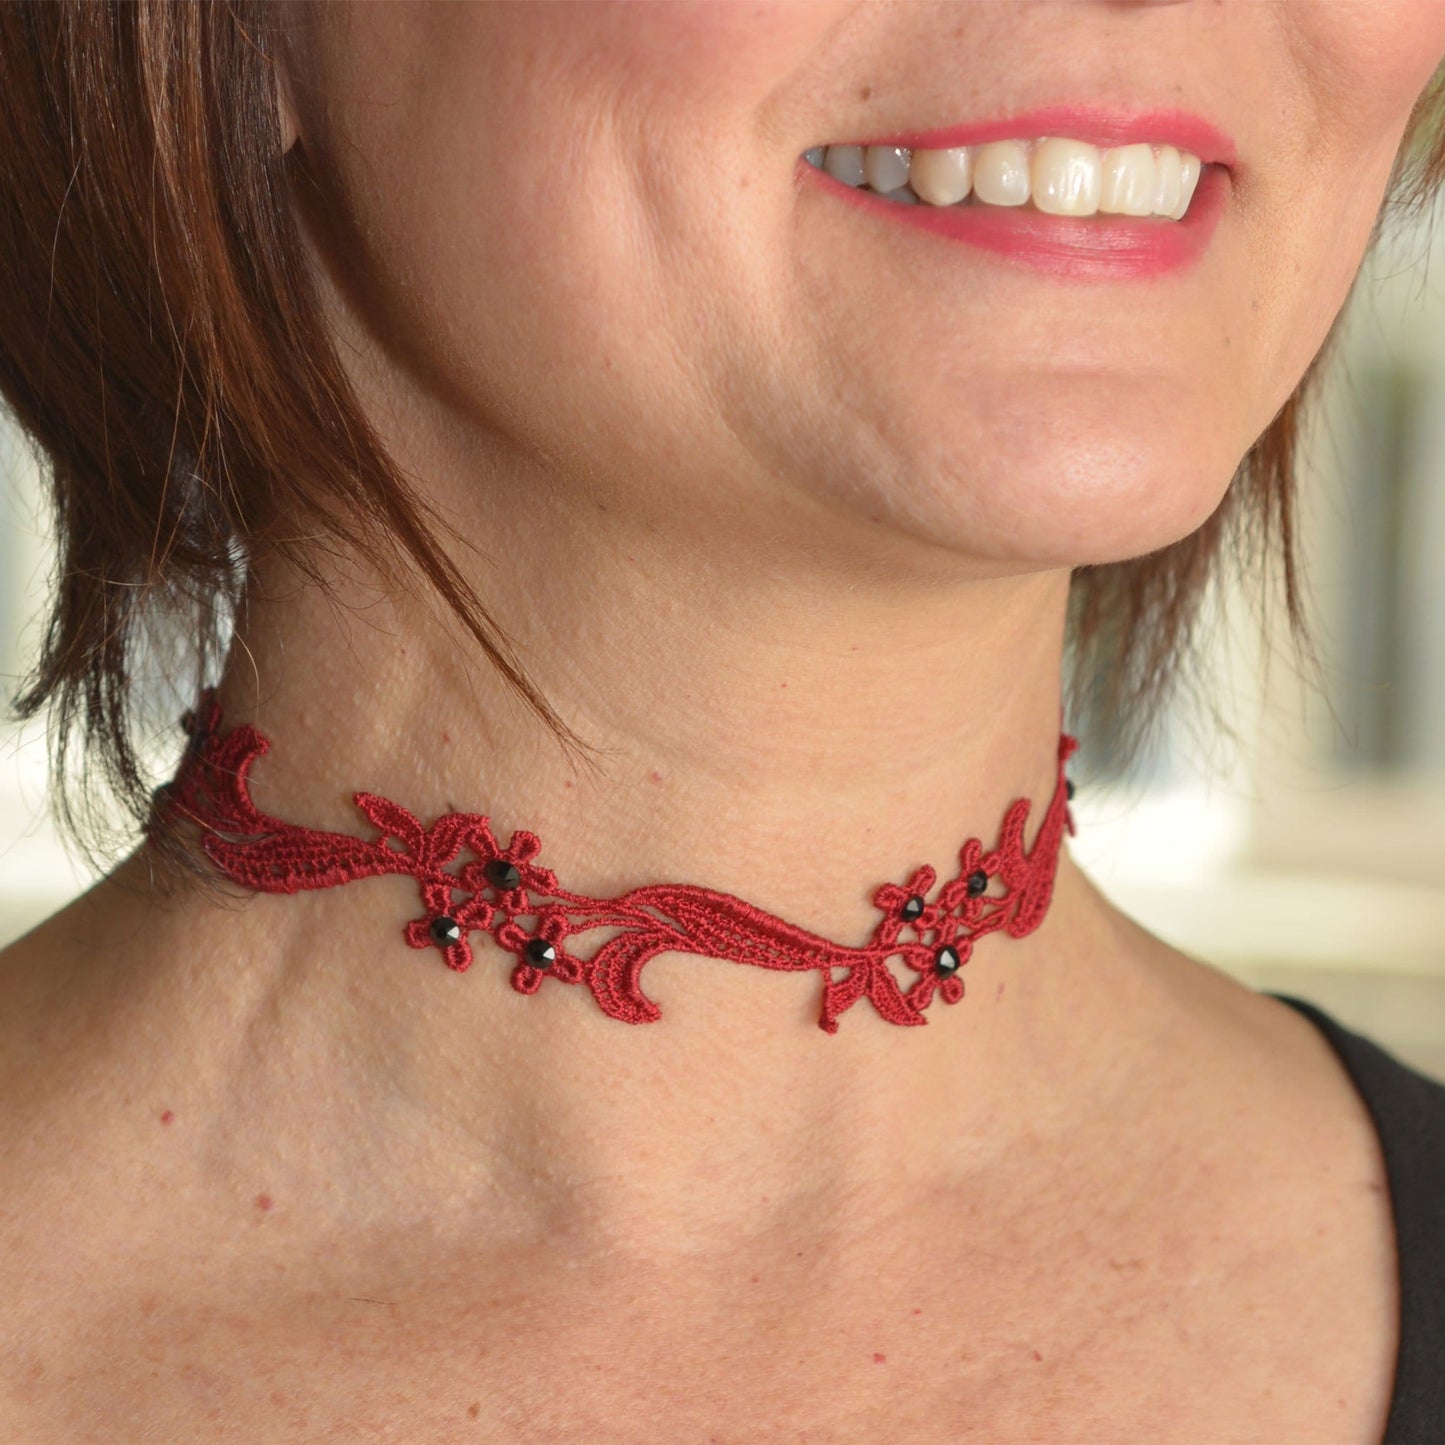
798, 160, 1229, 281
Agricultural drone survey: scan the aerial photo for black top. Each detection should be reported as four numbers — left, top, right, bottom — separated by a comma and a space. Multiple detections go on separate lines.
1268, 992, 1445, 1443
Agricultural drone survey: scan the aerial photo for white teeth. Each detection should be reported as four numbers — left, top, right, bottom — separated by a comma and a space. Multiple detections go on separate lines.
863, 144, 911, 193
972, 140, 1031, 207
823, 143, 865, 187
1172, 153, 1201, 221
806, 135, 1208, 220
908, 145, 972, 205
1030, 137, 1101, 217
1099, 143, 1156, 216
1151, 145, 1183, 218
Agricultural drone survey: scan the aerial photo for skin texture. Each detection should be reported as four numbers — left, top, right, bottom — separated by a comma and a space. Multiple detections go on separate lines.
2, 2, 1445, 1437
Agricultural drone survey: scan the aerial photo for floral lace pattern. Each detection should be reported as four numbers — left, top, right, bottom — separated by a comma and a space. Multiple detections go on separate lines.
155, 694, 1078, 1033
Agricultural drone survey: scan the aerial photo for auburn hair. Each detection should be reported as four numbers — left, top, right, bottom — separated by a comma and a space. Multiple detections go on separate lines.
2, 2, 1445, 851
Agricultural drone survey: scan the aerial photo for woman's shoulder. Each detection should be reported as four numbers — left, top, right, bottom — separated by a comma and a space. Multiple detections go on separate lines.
0, 883, 243, 1437
1266, 991, 1445, 1222
0, 872, 194, 1273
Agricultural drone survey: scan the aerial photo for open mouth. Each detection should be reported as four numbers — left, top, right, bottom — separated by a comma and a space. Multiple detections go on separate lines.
802, 138, 1209, 221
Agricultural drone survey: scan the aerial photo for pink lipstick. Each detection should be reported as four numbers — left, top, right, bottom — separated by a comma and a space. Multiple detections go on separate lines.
802, 105, 1234, 281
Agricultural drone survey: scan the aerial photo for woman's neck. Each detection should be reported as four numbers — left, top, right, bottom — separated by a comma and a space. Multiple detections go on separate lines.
110, 530, 1167, 1260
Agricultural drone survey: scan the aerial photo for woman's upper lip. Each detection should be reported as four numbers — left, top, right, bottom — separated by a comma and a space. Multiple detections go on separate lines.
835, 104, 1237, 171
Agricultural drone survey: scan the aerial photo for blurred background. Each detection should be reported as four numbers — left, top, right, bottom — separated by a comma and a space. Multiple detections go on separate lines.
4, 181, 1445, 1084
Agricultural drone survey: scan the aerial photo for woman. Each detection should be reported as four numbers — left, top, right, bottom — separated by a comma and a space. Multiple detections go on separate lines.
2, 1, 1444, 1438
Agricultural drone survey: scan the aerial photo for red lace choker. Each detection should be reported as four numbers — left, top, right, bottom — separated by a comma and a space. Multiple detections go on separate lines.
153, 693, 1079, 1034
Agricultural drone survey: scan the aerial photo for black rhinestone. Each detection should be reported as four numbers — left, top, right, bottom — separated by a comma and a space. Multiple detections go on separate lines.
935, 945, 961, 977
1066, 777, 1076, 801
900, 894, 926, 921
966, 870, 988, 897
429, 915, 462, 947
484, 859, 522, 891
524, 937, 556, 968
